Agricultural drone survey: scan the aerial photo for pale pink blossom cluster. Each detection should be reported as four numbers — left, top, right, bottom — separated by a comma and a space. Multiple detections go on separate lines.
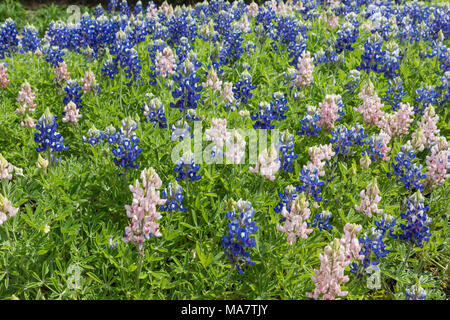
0, 64, 10, 88
53, 61, 70, 86
307, 143, 335, 176
155, 47, 177, 78
339, 223, 364, 262
205, 118, 228, 148
326, 14, 339, 29
222, 82, 235, 103
410, 127, 426, 152
202, 67, 222, 92
355, 178, 383, 218
277, 193, 313, 245
20, 115, 36, 128
416, 105, 440, 149
425, 140, 449, 189
122, 168, 166, 255
0, 193, 18, 225
307, 223, 363, 300
378, 102, 414, 138
159, 1, 174, 18
247, 2, 259, 18
307, 239, 350, 300
146, 2, 158, 19
295, 51, 314, 87
239, 14, 251, 33
16, 81, 36, 115
62, 101, 82, 124
0, 154, 14, 180
317, 94, 341, 130
225, 130, 246, 165
82, 71, 98, 94
249, 145, 281, 181
360, 152, 372, 169
355, 87, 385, 127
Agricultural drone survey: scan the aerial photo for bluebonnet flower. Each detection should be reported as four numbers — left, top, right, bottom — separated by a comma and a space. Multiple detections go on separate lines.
288, 33, 308, 67
173, 151, 201, 181
330, 125, 354, 157
222, 199, 258, 274
230, 70, 256, 109
20, 25, 41, 54
93, 5, 104, 18
214, 10, 233, 39
358, 32, 385, 74
383, 77, 406, 111
134, 1, 143, 15
363, 132, 390, 162
160, 181, 187, 212
82, 125, 104, 147
330, 123, 368, 157
436, 71, 450, 107
109, 236, 118, 249
414, 85, 439, 115
399, 191, 432, 248
167, 13, 197, 47
102, 30, 142, 86
0, 18, 19, 59
176, 37, 193, 65
104, 117, 142, 172
298, 105, 321, 137
297, 163, 325, 202
142, 94, 167, 129
335, 20, 359, 54
313, 46, 338, 65
63, 79, 83, 109
274, 185, 298, 214
108, 0, 119, 14
388, 145, 426, 192
382, 41, 402, 79
170, 56, 203, 116
119, 0, 131, 17
171, 120, 191, 141
405, 284, 427, 300
345, 69, 361, 92
43, 45, 65, 67
275, 131, 298, 173
255, 5, 276, 39
185, 108, 200, 121
219, 22, 244, 66
308, 210, 333, 231
251, 102, 276, 129
350, 214, 396, 276
34, 108, 69, 163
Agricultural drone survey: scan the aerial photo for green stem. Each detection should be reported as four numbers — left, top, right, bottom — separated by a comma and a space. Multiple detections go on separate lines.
120, 69, 124, 112
136, 254, 143, 293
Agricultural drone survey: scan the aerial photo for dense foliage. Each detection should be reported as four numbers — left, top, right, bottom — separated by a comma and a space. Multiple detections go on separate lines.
0, 0, 448, 300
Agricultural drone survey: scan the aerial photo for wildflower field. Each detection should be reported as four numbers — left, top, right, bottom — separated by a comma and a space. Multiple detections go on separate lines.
0, 0, 449, 300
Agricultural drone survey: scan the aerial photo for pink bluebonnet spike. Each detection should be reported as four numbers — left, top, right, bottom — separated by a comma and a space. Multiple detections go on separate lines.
53, 61, 70, 87
155, 47, 177, 78
123, 167, 166, 255
16, 81, 36, 115
249, 145, 280, 181
0, 154, 14, 181
307, 143, 335, 176
295, 51, 314, 88
355, 178, 383, 218
0, 193, 18, 225
62, 101, 82, 124
317, 94, 342, 130
277, 193, 313, 245
0, 63, 10, 88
